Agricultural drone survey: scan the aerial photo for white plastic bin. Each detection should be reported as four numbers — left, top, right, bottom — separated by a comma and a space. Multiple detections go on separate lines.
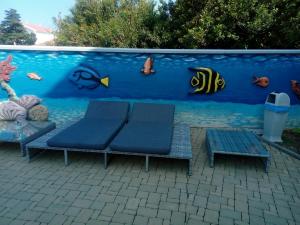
263, 92, 290, 142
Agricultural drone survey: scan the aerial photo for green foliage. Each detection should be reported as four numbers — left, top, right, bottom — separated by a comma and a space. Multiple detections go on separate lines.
54, 0, 299, 48
168, 0, 300, 48
0, 9, 36, 45
54, 0, 161, 47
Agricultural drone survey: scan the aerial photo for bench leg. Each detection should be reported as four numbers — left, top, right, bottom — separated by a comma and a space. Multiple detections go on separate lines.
145, 155, 149, 172
188, 159, 192, 176
64, 150, 69, 166
208, 151, 214, 168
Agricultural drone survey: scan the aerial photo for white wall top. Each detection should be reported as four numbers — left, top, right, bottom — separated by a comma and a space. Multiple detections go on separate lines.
0, 45, 300, 54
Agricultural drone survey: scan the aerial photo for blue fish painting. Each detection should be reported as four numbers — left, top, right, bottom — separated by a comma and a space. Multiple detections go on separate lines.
68, 64, 109, 89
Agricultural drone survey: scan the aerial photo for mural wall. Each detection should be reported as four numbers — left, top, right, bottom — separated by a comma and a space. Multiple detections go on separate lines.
0, 50, 299, 105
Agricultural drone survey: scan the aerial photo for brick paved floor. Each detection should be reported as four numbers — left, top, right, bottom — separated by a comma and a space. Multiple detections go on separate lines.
0, 128, 299, 225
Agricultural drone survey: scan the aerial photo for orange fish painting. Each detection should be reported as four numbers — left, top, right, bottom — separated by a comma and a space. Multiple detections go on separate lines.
253, 76, 269, 88
27, 73, 42, 81
141, 57, 155, 75
291, 80, 300, 99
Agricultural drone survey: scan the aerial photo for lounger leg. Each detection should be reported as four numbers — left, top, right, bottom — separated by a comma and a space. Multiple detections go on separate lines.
264, 157, 271, 173
104, 152, 107, 169
210, 153, 214, 168
145, 155, 149, 172
64, 150, 69, 166
26, 146, 31, 162
20, 142, 26, 157
188, 159, 192, 176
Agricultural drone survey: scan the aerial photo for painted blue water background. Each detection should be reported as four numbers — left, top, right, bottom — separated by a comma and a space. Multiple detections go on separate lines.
0, 50, 299, 128
42, 97, 300, 128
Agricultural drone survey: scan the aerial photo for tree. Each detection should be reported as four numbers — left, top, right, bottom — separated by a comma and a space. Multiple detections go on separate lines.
167, 0, 300, 48
54, 0, 299, 48
54, 0, 162, 48
0, 9, 36, 45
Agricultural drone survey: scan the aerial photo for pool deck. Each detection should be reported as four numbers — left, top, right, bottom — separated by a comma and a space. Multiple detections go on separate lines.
0, 128, 299, 225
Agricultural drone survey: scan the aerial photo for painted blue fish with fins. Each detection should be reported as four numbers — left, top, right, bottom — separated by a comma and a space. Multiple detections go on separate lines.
188, 67, 225, 94
69, 64, 109, 89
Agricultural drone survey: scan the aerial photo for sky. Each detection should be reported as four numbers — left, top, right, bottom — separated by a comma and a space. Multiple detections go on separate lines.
0, 0, 76, 29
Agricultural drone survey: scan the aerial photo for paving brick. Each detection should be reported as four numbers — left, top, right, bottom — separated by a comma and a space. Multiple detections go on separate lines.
49, 214, 68, 225
18, 210, 41, 221
9, 219, 26, 225
204, 209, 219, 224
137, 207, 157, 217
74, 208, 94, 223
149, 217, 163, 225
126, 198, 140, 210
220, 208, 241, 220
72, 199, 93, 208
101, 203, 118, 217
37, 212, 56, 223
111, 213, 135, 224
86, 220, 109, 225
171, 211, 186, 225
133, 215, 148, 225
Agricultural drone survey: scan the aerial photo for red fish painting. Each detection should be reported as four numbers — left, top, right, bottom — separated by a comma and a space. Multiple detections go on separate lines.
141, 57, 155, 75
253, 76, 269, 88
291, 80, 300, 99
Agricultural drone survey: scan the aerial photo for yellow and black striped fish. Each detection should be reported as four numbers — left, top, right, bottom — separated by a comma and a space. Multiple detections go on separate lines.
188, 67, 225, 94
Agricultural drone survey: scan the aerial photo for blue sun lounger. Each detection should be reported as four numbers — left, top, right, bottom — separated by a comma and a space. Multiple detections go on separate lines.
109, 103, 193, 175
26, 101, 129, 166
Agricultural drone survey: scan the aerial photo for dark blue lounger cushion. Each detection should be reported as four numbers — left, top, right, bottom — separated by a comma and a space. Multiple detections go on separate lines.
130, 103, 175, 124
85, 100, 129, 123
110, 103, 175, 154
110, 122, 173, 154
47, 101, 129, 149
47, 118, 124, 149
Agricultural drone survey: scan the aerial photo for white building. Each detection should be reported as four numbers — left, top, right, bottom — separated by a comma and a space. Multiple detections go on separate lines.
23, 23, 55, 45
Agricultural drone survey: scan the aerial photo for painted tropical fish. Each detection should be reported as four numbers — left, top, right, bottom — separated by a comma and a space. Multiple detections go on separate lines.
27, 73, 42, 80
291, 80, 300, 99
188, 67, 225, 94
141, 57, 155, 75
69, 64, 109, 89
253, 76, 269, 88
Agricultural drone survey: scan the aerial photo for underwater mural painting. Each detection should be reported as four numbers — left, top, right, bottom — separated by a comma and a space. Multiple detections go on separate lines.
0, 55, 49, 122
0, 49, 299, 105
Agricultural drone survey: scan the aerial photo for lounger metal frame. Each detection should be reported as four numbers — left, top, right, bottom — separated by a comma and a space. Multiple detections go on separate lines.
107, 124, 193, 175
26, 120, 108, 168
0, 121, 56, 156
26, 122, 193, 175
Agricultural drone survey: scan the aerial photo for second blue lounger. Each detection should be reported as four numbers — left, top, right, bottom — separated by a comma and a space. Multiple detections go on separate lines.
110, 103, 175, 154
109, 103, 193, 175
